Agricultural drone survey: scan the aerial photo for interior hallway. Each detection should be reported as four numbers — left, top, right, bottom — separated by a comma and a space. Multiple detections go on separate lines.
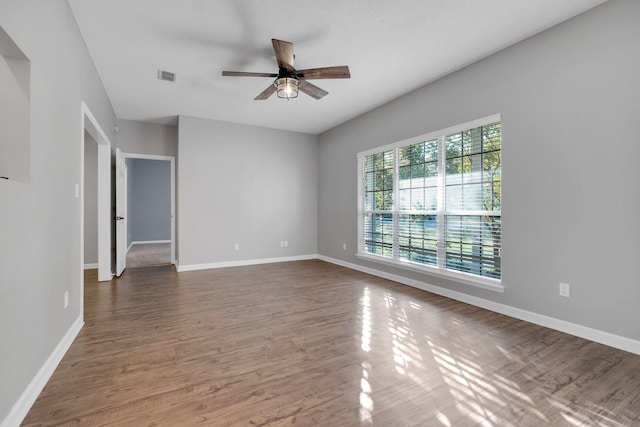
126, 242, 171, 268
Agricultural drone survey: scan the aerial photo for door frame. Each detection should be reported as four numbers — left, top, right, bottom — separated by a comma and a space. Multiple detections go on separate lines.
122, 153, 176, 266
80, 102, 112, 293
115, 148, 127, 276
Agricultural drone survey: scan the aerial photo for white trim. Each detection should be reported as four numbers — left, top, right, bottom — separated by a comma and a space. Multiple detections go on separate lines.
123, 153, 174, 162
123, 153, 176, 266
176, 254, 318, 272
83, 263, 98, 270
126, 240, 170, 256
80, 102, 112, 283
1, 317, 83, 427
356, 252, 504, 292
318, 255, 640, 356
130, 240, 171, 245
357, 114, 503, 286
115, 148, 127, 276
4, 254, 636, 427
358, 113, 502, 157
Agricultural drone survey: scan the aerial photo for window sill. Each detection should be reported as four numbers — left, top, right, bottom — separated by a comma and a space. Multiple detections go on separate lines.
355, 252, 504, 293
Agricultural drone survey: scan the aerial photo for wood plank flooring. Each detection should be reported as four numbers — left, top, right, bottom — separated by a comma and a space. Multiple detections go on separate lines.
22, 260, 640, 426
126, 243, 171, 268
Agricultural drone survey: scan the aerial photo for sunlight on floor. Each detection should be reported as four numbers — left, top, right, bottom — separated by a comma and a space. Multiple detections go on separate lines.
359, 288, 373, 424
546, 393, 624, 426
428, 338, 511, 426
426, 337, 552, 427
384, 292, 424, 377
436, 410, 452, 426
353, 284, 637, 425
361, 287, 371, 352
359, 361, 373, 424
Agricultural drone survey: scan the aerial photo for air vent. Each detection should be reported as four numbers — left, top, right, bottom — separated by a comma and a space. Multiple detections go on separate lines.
157, 69, 176, 82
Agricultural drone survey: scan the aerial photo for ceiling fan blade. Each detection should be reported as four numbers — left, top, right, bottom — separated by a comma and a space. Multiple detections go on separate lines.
299, 80, 328, 100
272, 39, 295, 72
222, 71, 278, 77
297, 66, 351, 79
254, 84, 277, 100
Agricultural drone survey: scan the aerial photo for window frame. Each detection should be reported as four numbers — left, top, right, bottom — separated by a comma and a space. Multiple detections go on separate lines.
356, 114, 503, 292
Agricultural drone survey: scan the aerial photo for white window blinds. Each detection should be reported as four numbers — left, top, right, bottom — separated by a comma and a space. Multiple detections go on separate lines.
358, 115, 502, 284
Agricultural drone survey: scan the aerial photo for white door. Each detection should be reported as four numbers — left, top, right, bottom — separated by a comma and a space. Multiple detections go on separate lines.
115, 148, 127, 276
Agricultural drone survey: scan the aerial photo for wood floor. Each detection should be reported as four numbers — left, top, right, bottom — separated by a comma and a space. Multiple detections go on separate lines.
23, 260, 640, 426
126, 242, 171, 268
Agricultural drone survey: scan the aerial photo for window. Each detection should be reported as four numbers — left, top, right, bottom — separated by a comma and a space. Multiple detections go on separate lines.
358, 115, 502, 289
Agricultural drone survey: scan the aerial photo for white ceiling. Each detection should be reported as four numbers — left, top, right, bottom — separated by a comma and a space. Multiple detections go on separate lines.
67, 0, 606, 135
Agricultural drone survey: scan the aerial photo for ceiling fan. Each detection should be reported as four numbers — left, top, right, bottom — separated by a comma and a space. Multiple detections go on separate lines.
222, 39, 351, 100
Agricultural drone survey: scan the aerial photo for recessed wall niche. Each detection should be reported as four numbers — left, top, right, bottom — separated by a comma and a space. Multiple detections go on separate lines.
0, 25, 30, 183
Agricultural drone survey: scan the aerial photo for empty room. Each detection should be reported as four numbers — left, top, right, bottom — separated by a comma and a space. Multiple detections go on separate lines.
1, 0, 639, 426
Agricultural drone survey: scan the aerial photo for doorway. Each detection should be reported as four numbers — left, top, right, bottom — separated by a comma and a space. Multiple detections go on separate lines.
83, 132, 99, 269
80, 102, 112, 291
119, 153, 175, 271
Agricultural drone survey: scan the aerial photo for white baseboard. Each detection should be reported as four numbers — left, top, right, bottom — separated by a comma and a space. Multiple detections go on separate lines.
176, 254, 318, 272
127, 240, 173, 261
318, 255, 640, 356
1, 316, 84, 427
128, 240, 170, 254
83, 263, 98, 270
5, 256, 638, 427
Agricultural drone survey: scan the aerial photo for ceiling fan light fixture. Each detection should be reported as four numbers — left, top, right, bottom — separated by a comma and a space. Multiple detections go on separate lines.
222, 39, 350, 100
275, 77, 299, 99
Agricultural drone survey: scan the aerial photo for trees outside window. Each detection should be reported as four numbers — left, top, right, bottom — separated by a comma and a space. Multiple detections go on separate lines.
358, 115, 501, 282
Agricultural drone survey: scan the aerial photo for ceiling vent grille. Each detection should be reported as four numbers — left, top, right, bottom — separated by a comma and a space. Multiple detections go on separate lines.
158, 69, 176, 82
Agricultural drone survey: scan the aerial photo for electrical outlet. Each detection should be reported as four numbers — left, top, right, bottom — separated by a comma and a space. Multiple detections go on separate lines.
343, 243, 347, 251
234, 243, 240, 250
559, 282, 570, 298
64, 291, 69, 309
284, 241, 288, 247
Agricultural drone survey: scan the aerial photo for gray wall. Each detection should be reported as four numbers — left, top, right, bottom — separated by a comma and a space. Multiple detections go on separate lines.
178, 116, 317, 267
318, 0, 640, 341
0, 28, 30, 183
0, 0, 116, 422
117, 119, 177, 257
116, 119, 177, 157
127, 158, 171, 244
84, 132, 98, 265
